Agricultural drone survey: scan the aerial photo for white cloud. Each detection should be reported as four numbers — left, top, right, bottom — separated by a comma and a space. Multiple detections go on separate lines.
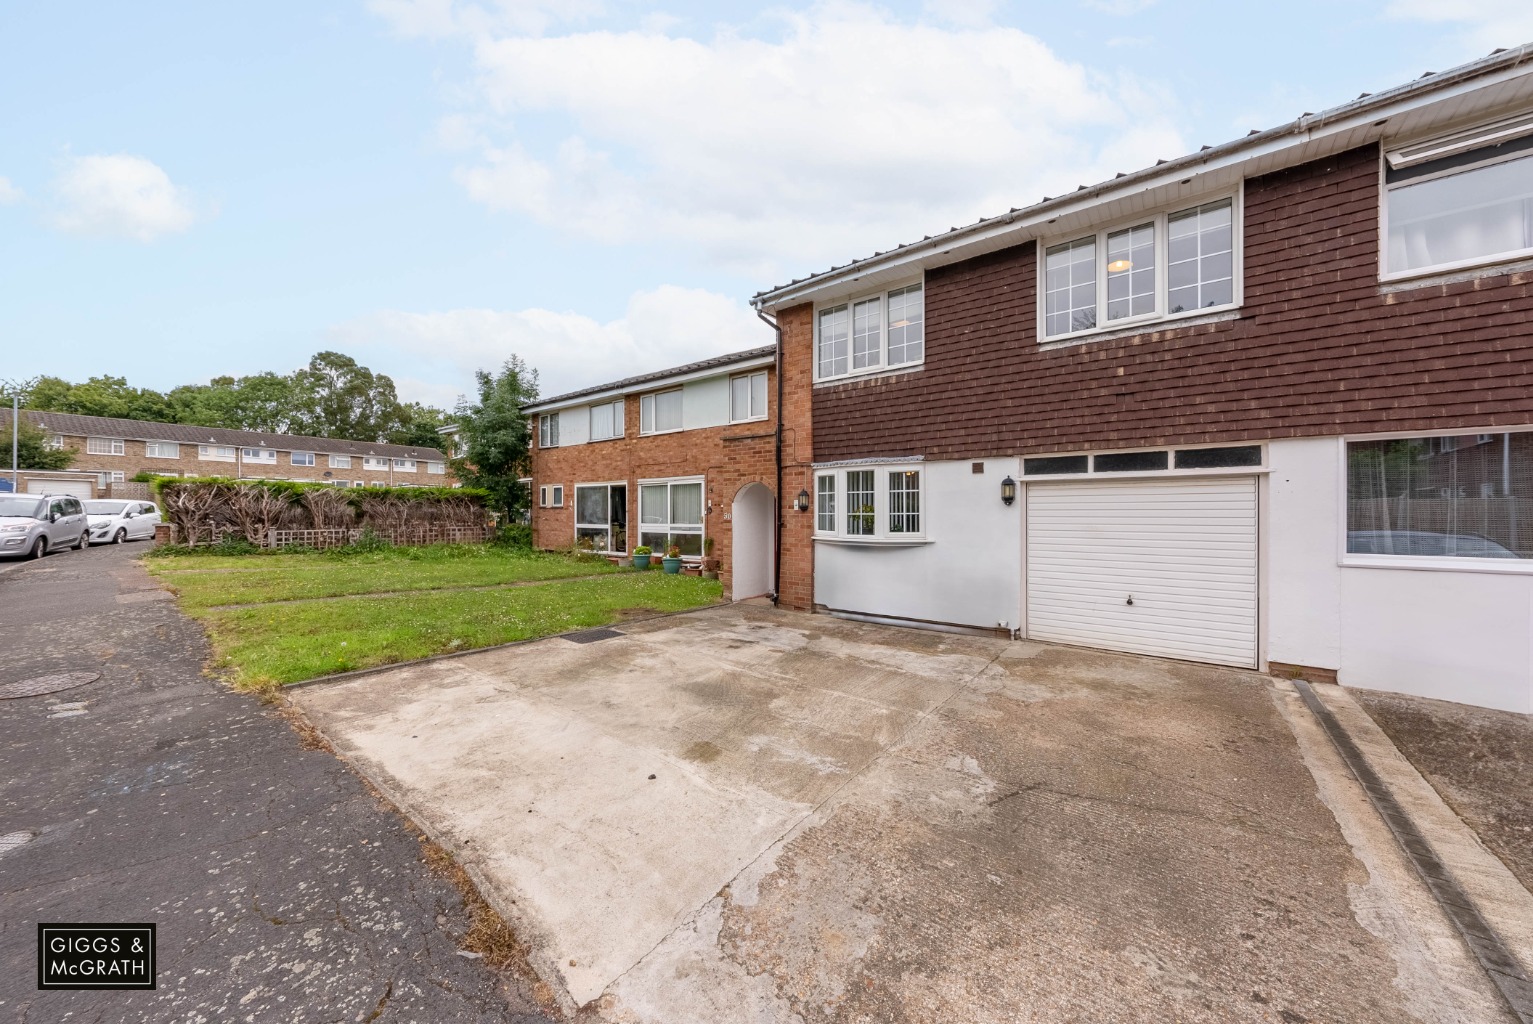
0, 177, 22, 204
1387, 0, 1533, 53
52, 154, 199, 241
330, 285, 768, 402
415, 2, 1186, 276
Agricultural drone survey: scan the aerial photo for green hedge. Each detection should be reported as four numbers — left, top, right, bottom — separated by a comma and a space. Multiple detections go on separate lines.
151, 476, 490, 506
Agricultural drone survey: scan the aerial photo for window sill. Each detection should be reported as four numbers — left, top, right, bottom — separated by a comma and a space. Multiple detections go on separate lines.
813, 362, 924, 388
814, 536, 932, 547
1038, 307, 1241, 351
1340, 555, 1533, 575
1379, 254, 1533, 293
638, 428, 684, 437
728, 415, 770, 426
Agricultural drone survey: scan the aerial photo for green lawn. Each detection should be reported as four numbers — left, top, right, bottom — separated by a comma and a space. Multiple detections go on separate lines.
146, 545, 722, 688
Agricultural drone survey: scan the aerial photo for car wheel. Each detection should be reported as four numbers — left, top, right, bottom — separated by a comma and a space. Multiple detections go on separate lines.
76, 529, 90, 550
29, 537, 46, 560
113, 528, 127, 545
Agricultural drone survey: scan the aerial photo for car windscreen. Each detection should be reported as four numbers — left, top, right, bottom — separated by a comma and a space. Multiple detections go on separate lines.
0, 496, 45, 518
84, 501, 132, 515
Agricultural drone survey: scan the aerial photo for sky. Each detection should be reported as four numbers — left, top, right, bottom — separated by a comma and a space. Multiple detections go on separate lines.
3, 1, 1532, 409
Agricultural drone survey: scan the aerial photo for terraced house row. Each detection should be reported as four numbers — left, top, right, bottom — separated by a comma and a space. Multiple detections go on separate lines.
531, 46, 1533, 715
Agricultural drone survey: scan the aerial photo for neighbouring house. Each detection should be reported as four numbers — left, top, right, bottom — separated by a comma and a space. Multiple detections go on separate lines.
525, 346, 806, 601
747, 45, 1533, 714
0, 409, 454, 496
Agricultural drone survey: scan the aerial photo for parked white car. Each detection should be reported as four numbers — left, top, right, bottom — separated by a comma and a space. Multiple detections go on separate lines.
85, 500, 162, 545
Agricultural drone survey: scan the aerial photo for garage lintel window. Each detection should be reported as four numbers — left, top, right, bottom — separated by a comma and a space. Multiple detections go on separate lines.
639, 477, 703, 556
816, 280, 924, 382
813, 465, 924, 542
1041, 195, 1238, 341
1345, 431, 1533, 567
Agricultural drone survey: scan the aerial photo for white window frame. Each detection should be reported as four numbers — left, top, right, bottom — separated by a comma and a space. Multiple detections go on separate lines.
108, 471, 126, 483
86, 437, 125, 456
328, 454, 352, 469
242, 448, 276, 464
589, 399, 625, 442
729, 371, 769, 423
45, 434, 65, 450
1379, 122, 1533, 282
393, 458, 416, 471
1036, 188, 1243, 345
574, 481, 627, 553
813, 278, 925, 384
353, 480, 366, 488
426, 461, 446, 474
144, 440, 179, 459
639, 389, 684, 436
539, 412, 560, 448
636, 475, 704, 558
198, 444, 236, 462
291, 451, 315, 466
538, 484, 565, 509
812, 464, 927, 543
363, 456, 389, 471
1336, 428, 1533, 575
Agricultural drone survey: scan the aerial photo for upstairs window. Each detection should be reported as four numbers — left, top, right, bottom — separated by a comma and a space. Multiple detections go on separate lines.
291, 451, 315, 466
730, 371, 768, 423
329, 454, 352, 469
538, 412, 561, 448
1042, 196, 1237, 341
242, 448, 276, 463
393, 458, 416, 471
639, 389, 683, 435
815, 281, 924, 382
1384, 118, 1533, 278
426, 461, 446, 474
144, 441, 179, 458
363, 456, 389, 470
590, 399, 625, 441
86, 437, 125, 456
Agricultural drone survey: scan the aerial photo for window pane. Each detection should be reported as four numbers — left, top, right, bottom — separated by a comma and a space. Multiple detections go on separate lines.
640, 484, 668, 524
640, 530, 668, 551
846, 470, 875, 536
887, 284, 924, 364
575, 485, 609, 526
889, 470, 920, 534
852, 297, 882, 369
1106, 222, 1156, 321
654, 390, 683, 432
1346, 433, 1533, 559
590, 402, 612, 440
670, 482, 703, 525
1024, 455, 1090, 475
640, 396, 654, 434
1167, 200, 1234, 313
816, 474, 836, 533
751, 372, 767, 418
1175, 445, 1263, 469
1045, 238, 1096, 336
818, 305, 849, 377
670, 531, 703, 557
1093, 450, 1169, 472
1388, 153, 1533, 273
731, 376, 750, 420
576, 527, 610, 552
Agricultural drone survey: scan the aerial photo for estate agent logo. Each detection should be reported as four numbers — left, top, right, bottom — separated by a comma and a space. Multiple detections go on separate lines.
37, 924, 156, 990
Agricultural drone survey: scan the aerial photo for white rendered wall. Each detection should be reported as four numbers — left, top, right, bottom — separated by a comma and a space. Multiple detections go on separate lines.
814, 459, 1021, 630
1266, 436, 1533, 714
681, 378, 728, 431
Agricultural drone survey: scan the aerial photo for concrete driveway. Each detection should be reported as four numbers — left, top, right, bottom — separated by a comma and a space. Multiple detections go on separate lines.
293, 604, 1513, 1024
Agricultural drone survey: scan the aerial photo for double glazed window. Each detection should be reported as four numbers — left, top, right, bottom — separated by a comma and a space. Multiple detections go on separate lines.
813, 467, 923, 540
538, 484, 564, 508
145, 441, 179, 458
575, 483, 628, 553
291, 451, 315, 466
199, 445, 235, 461
1043, 197, 1236, 339
639, 478, 703, 556
86, 437, 125, 456
427, 461, 446, 474
329, 454, 352, 469
730, 372, 768, 422
590, 399, 624, 441
640, 389, 683, 435
816, 282, 924, 381
363, 456, 389, 470
242, 448, 276, 464
393, 458, 416, 471
1384, 121, 1533, 277
538, 412, 560, 448
1346, 432, 1532, 563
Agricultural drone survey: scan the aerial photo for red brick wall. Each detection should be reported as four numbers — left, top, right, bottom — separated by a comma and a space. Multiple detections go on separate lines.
530, 380, 778, 600
811, 144, 1533, 461
47, 437, 446, 487
776, 305, 816, 611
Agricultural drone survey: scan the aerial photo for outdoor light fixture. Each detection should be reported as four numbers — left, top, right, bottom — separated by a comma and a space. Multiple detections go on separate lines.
1106, 259, 1133, 273
795, 488, 810, 512
1000, 476, 1017, 506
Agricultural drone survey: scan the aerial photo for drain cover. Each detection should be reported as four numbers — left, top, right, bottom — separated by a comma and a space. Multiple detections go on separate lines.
564, 627, 624, 644
0, 831, 36, 857
0, 672, 100, 700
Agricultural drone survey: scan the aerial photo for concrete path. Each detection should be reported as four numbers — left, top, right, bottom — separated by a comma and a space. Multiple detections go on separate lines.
0, 543, 552, 1023
294, 603, 1525, 1023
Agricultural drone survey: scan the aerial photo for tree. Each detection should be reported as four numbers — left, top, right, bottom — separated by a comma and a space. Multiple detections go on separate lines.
291, 351, 406, 443
3, 416, 76, 471
24, 375, 175, 421
388, 401, 455, 449
166, 372, 302, 433
452, 356, 539, 516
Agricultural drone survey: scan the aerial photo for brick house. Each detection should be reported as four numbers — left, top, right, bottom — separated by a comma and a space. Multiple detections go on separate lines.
2, 409, 453, 495
526, 346, 819, 605
749, 46, 1533, 714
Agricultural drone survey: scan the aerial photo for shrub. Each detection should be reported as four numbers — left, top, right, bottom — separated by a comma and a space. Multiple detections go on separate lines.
347, 528, 393, 553
632, 545, 652, 555
491, 523, 533, 549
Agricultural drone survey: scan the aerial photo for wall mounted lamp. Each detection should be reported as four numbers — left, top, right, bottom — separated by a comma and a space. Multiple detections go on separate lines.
1001, 476, 1017, 506
794, 488, 811, 512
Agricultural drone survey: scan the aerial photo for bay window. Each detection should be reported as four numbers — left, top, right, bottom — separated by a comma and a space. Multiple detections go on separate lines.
815, 281, 924, 382
1042, 196, 1237, 340
813, 466, 924, 541
639, 478, 703, 556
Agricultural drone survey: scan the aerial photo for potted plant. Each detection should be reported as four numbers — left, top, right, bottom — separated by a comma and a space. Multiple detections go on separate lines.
662, 544, 683, 574
701, 536, 720, 579
632, 544, 652, 569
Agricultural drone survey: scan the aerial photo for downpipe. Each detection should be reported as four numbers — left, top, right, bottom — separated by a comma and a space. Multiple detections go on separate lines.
757, 308, 783, 606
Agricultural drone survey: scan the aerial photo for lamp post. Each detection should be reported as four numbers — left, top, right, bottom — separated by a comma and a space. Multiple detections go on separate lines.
9, 394, 17, 493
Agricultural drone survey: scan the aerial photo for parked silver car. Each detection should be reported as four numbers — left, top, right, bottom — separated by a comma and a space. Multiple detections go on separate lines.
85, 499, 162, 545
0, 494, 91, 559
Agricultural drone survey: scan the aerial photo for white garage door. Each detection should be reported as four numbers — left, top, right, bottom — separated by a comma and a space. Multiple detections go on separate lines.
26, 479, 93, 498
1026, 476, 1258, 668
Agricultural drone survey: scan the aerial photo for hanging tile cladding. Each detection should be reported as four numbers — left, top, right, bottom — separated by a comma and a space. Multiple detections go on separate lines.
810, 143, 1533, 463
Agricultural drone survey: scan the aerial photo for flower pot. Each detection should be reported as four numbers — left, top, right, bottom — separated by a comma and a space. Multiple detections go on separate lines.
662, 557, 682, 574
632, 553, 651, 569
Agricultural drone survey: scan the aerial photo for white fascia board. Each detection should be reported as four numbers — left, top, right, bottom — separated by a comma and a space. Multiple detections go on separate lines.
524, 355, 775, 414
754, 49, 1533, 313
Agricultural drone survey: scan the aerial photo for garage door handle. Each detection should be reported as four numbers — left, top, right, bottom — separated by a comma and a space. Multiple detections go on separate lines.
1126, 595, 1134, 606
